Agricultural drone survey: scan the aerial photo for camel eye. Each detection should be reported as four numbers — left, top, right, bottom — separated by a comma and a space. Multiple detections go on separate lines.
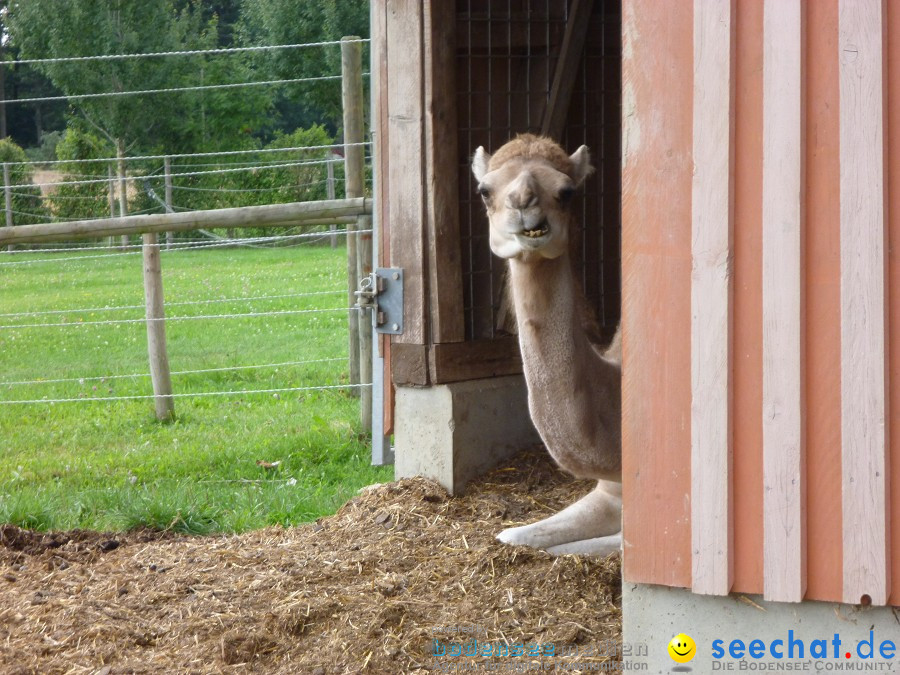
477, 184, 492, 200
557, 186, 575, 204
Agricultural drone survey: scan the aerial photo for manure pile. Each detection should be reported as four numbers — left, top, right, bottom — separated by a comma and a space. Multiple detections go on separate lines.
0, 447, 621, 674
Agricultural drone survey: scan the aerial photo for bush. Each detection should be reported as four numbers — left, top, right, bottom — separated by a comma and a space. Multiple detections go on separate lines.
24, 130, 64, 164
48, 128, 114, 222
0, 138, 49, 225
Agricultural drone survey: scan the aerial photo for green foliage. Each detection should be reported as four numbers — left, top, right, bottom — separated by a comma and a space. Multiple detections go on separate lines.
0, 138, 48, 225
170, 124, 336, 214
237, 0, 369, 133
6, 0, 273, 156
23, 131, 65, 164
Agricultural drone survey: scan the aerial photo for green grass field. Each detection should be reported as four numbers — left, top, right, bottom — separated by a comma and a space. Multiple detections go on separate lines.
0, 240, 391, 533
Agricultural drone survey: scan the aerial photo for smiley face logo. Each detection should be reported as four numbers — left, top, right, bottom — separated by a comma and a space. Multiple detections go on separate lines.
668, 633, 696, 663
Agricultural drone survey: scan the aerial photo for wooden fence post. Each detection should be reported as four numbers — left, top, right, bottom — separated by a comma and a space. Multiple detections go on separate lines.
107, 164, 117, 248
343, 36, 364, 403
357, 214, 374, 430
164, 156, 174, 249
4, 163, 12, 252
327, 157, 337, 249
142, 231, 175, 421
116, 142, 129, 250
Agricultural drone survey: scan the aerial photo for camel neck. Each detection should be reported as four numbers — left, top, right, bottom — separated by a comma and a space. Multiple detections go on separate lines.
508, 254, 585, 370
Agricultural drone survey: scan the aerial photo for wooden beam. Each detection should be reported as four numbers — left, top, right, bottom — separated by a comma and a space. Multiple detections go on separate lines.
690, 0, 735, 597
620, 0, 693, 589
839, 0, 890, 606
803, 0, 842, 604
0, 198, 370, 245
429, 337, 522, 384
142, 232, 174, 421
761, 0, 806, 603
731, 0, 765, 597
424, 0, 465, 346
540, 0, 595, 141
387, 0, 427, 350
372, 0, 395, 435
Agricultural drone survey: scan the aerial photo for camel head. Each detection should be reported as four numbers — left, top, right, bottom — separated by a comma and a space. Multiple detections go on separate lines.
471, 134, 593, 260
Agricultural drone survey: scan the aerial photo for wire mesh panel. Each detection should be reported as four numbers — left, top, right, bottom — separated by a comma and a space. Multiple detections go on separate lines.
456, 0, 621, 342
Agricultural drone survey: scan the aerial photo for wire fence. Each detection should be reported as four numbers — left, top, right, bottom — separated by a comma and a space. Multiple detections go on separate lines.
0, 35, 375, 437
3, 34, 373, 234
0, 231, 367, 406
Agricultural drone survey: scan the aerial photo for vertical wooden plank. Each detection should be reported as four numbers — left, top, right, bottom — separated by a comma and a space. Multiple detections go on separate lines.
372, 0, 395, 433
621, 0, 693, 589
731, 0, 765, 597
690, 0, 735, 597
805, 0, 843, 604
387, 0, 428, 384
424, 0, 465, 346
839, 0, 890, 606
761, 0, 806, 603
887, 0, 900, 609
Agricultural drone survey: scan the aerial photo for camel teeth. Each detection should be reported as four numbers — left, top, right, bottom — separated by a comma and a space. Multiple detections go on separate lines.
522, 228, 548, 238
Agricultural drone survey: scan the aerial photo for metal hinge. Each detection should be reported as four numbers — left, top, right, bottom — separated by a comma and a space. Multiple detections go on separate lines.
356, 267, 403, 335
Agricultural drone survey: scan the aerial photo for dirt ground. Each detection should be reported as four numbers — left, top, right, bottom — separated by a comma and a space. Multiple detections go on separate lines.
0, 446, 621, 674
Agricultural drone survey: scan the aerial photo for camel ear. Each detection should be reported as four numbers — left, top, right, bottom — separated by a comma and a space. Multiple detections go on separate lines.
472, 146, 491, 182
569, 145, 594, 187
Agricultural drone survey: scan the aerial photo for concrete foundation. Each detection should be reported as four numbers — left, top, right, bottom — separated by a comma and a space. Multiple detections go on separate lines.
623, 583, 900, 674
393, 375, 541, 494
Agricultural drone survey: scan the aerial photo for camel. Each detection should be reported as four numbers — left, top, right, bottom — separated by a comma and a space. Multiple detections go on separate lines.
471, 134, 622, 556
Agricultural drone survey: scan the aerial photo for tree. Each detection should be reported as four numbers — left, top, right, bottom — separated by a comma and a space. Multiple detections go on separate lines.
237, 0, 369, 134
5, 0, 272, 157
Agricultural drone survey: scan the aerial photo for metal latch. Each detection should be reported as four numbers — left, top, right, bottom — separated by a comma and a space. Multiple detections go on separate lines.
356, 267, 403, 335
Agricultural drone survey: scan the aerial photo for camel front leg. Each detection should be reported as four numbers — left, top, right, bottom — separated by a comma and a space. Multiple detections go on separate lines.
497, 479, 621, 556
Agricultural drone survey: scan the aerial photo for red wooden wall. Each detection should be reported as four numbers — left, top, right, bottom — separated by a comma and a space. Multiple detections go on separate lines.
622, 0, 900, 606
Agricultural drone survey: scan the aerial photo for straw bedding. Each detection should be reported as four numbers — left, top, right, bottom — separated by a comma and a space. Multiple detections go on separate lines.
0, 446, 621, 674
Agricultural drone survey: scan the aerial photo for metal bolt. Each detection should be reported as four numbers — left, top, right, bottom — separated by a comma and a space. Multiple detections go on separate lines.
391, 323, 399, 331
392, 272, 399, 281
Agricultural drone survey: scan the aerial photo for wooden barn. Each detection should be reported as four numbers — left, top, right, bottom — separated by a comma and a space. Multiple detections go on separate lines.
372, 0, 900, 670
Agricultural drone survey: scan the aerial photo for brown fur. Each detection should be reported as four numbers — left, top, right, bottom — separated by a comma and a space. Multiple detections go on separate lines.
488, 133, 577, 178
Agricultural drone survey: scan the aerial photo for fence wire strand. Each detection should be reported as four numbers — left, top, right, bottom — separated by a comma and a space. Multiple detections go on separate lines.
11, 38, 369, 66
0, 357, 345, 388
0, 383, 371, 406
5, 142, 369, 168
0, 230, 370, 266
0, 290, 344, 319
0, 307, 359, 331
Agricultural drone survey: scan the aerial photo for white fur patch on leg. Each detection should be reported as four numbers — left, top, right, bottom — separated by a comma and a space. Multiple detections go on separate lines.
496, 481, 621, 553
544, 533, 621, 557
